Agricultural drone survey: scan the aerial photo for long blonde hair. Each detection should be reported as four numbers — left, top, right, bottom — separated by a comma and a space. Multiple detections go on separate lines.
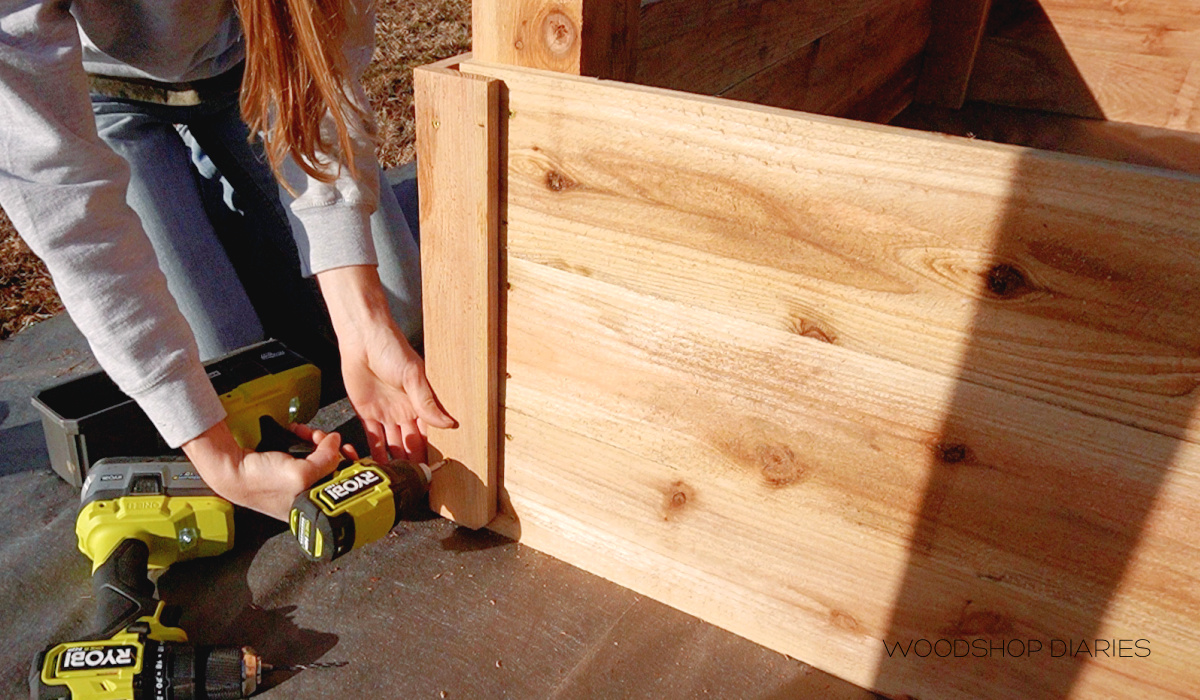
236, 0, 372, 188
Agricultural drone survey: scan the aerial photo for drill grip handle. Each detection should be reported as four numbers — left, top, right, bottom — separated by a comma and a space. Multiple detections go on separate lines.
93, 539, 157, 637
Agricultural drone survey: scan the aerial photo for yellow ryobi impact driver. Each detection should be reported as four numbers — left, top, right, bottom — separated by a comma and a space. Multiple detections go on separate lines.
253, 415, 443, 562
288, 457, 441, 562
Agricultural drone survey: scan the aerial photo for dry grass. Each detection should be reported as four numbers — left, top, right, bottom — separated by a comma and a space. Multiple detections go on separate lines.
0, 0, 470, 340
366, 0, 472, 167
0, 209, 64, 340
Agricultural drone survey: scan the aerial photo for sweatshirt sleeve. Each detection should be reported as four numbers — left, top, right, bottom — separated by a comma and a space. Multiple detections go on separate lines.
278, 0, 382, 277
0, 0, 225, 447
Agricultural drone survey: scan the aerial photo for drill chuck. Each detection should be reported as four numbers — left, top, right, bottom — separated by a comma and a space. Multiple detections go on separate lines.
31, 623, 266, 700
123, 641, 264, 700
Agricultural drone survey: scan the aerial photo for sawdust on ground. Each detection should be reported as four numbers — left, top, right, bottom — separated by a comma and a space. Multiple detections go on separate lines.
0, 0, 470, 340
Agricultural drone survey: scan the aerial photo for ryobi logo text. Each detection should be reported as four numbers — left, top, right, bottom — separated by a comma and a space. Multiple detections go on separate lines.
322, 470, 384, 507
60, 645, 138, 671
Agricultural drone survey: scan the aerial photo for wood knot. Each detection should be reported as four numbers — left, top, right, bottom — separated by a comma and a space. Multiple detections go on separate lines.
662, 481, 695, 520
758, 444, 806, 487
542, 11, 577, 55
932, 441, 971, 465
829, 609, 861, 632
545, 169, 577, 192
788, 317, 836, 344
985, 264, 1031, 299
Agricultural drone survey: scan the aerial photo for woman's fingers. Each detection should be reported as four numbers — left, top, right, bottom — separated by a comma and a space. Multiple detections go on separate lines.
289, 422, 315, 442
304, 431, 343, 476
402, 364, 457, 430
401, 419, 427, 464
384, 422, 406, 461
363, 418, 389, 464
290, 422, 358, 460
381, 419, 426, 464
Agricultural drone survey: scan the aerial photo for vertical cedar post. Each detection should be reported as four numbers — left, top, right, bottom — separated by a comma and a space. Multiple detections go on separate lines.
472, 0, 639, 80
414, 60, 501, 529
915, 0, 995, 109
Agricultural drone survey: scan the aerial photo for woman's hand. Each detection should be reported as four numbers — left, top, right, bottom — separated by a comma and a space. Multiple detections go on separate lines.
339, 324, 455, 463
182, 420, 343, 521
317, 265, 456, 464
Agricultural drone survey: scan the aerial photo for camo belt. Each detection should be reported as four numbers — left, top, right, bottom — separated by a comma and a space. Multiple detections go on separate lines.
87, 63, 244, 107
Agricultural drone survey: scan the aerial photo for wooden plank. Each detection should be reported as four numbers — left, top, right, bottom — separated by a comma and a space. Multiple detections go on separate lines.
472, 0, 638, 79
1169, 60, 1200, 132
718, 0, 930, 122
462, 60, 1200, 444
634, 0, 894, 96
498, 256, 1200, 699
579, 0, 640, 81
449, 60, 1200, 698
915, 0, 994, 108
970, 38, 1198, 127
1019, 0, 1200, 61
414, 61, 500, 529
967, 0, 1200, 131
892, 101, 1200, 176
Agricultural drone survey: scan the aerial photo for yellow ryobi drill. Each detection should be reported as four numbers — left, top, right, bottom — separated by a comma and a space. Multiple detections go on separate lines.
31, 457, 266, 700
30, 455, 443, 697
29, 341, 321, 700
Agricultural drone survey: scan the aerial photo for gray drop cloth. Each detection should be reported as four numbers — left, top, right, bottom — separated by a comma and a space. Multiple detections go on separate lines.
0, 315, 879, 699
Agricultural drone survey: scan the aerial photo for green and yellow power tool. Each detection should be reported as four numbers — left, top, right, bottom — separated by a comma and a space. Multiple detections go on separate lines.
250, 414, 443, 563
288, 457, 441, 562
31, 457, 266, 700
30, 454, 443, 697
30, 340, 444, 698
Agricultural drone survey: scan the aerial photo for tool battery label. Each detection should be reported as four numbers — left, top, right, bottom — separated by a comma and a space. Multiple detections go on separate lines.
59, 645, 138, 672
320, 469, 385, 508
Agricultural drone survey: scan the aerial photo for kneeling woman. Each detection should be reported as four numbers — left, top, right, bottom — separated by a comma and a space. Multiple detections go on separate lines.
0, 0, 456, 519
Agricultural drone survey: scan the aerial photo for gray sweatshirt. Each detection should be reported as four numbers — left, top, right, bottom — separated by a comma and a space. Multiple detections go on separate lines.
0, 0, 380, 447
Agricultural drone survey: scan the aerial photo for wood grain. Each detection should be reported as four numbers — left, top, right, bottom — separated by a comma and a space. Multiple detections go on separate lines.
915, 0, 994, 108
438, 60, 1200, 698
968, 0, 1200, 131
719, 0, 930, 122
472, 0, 638, 79
462, 60, 1200, 443
892, 100, 1200, 175
499, 257, 1200, 699
1024, 0, 1200, 60
413, 62, 500, 529
970, 38, 1199, 128
634, 0, 895, 96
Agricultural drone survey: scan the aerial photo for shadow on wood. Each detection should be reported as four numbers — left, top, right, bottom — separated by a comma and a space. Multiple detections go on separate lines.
452, 45, 1200, 698
873, 149, 1200, 697
967, 0, 1113, 122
